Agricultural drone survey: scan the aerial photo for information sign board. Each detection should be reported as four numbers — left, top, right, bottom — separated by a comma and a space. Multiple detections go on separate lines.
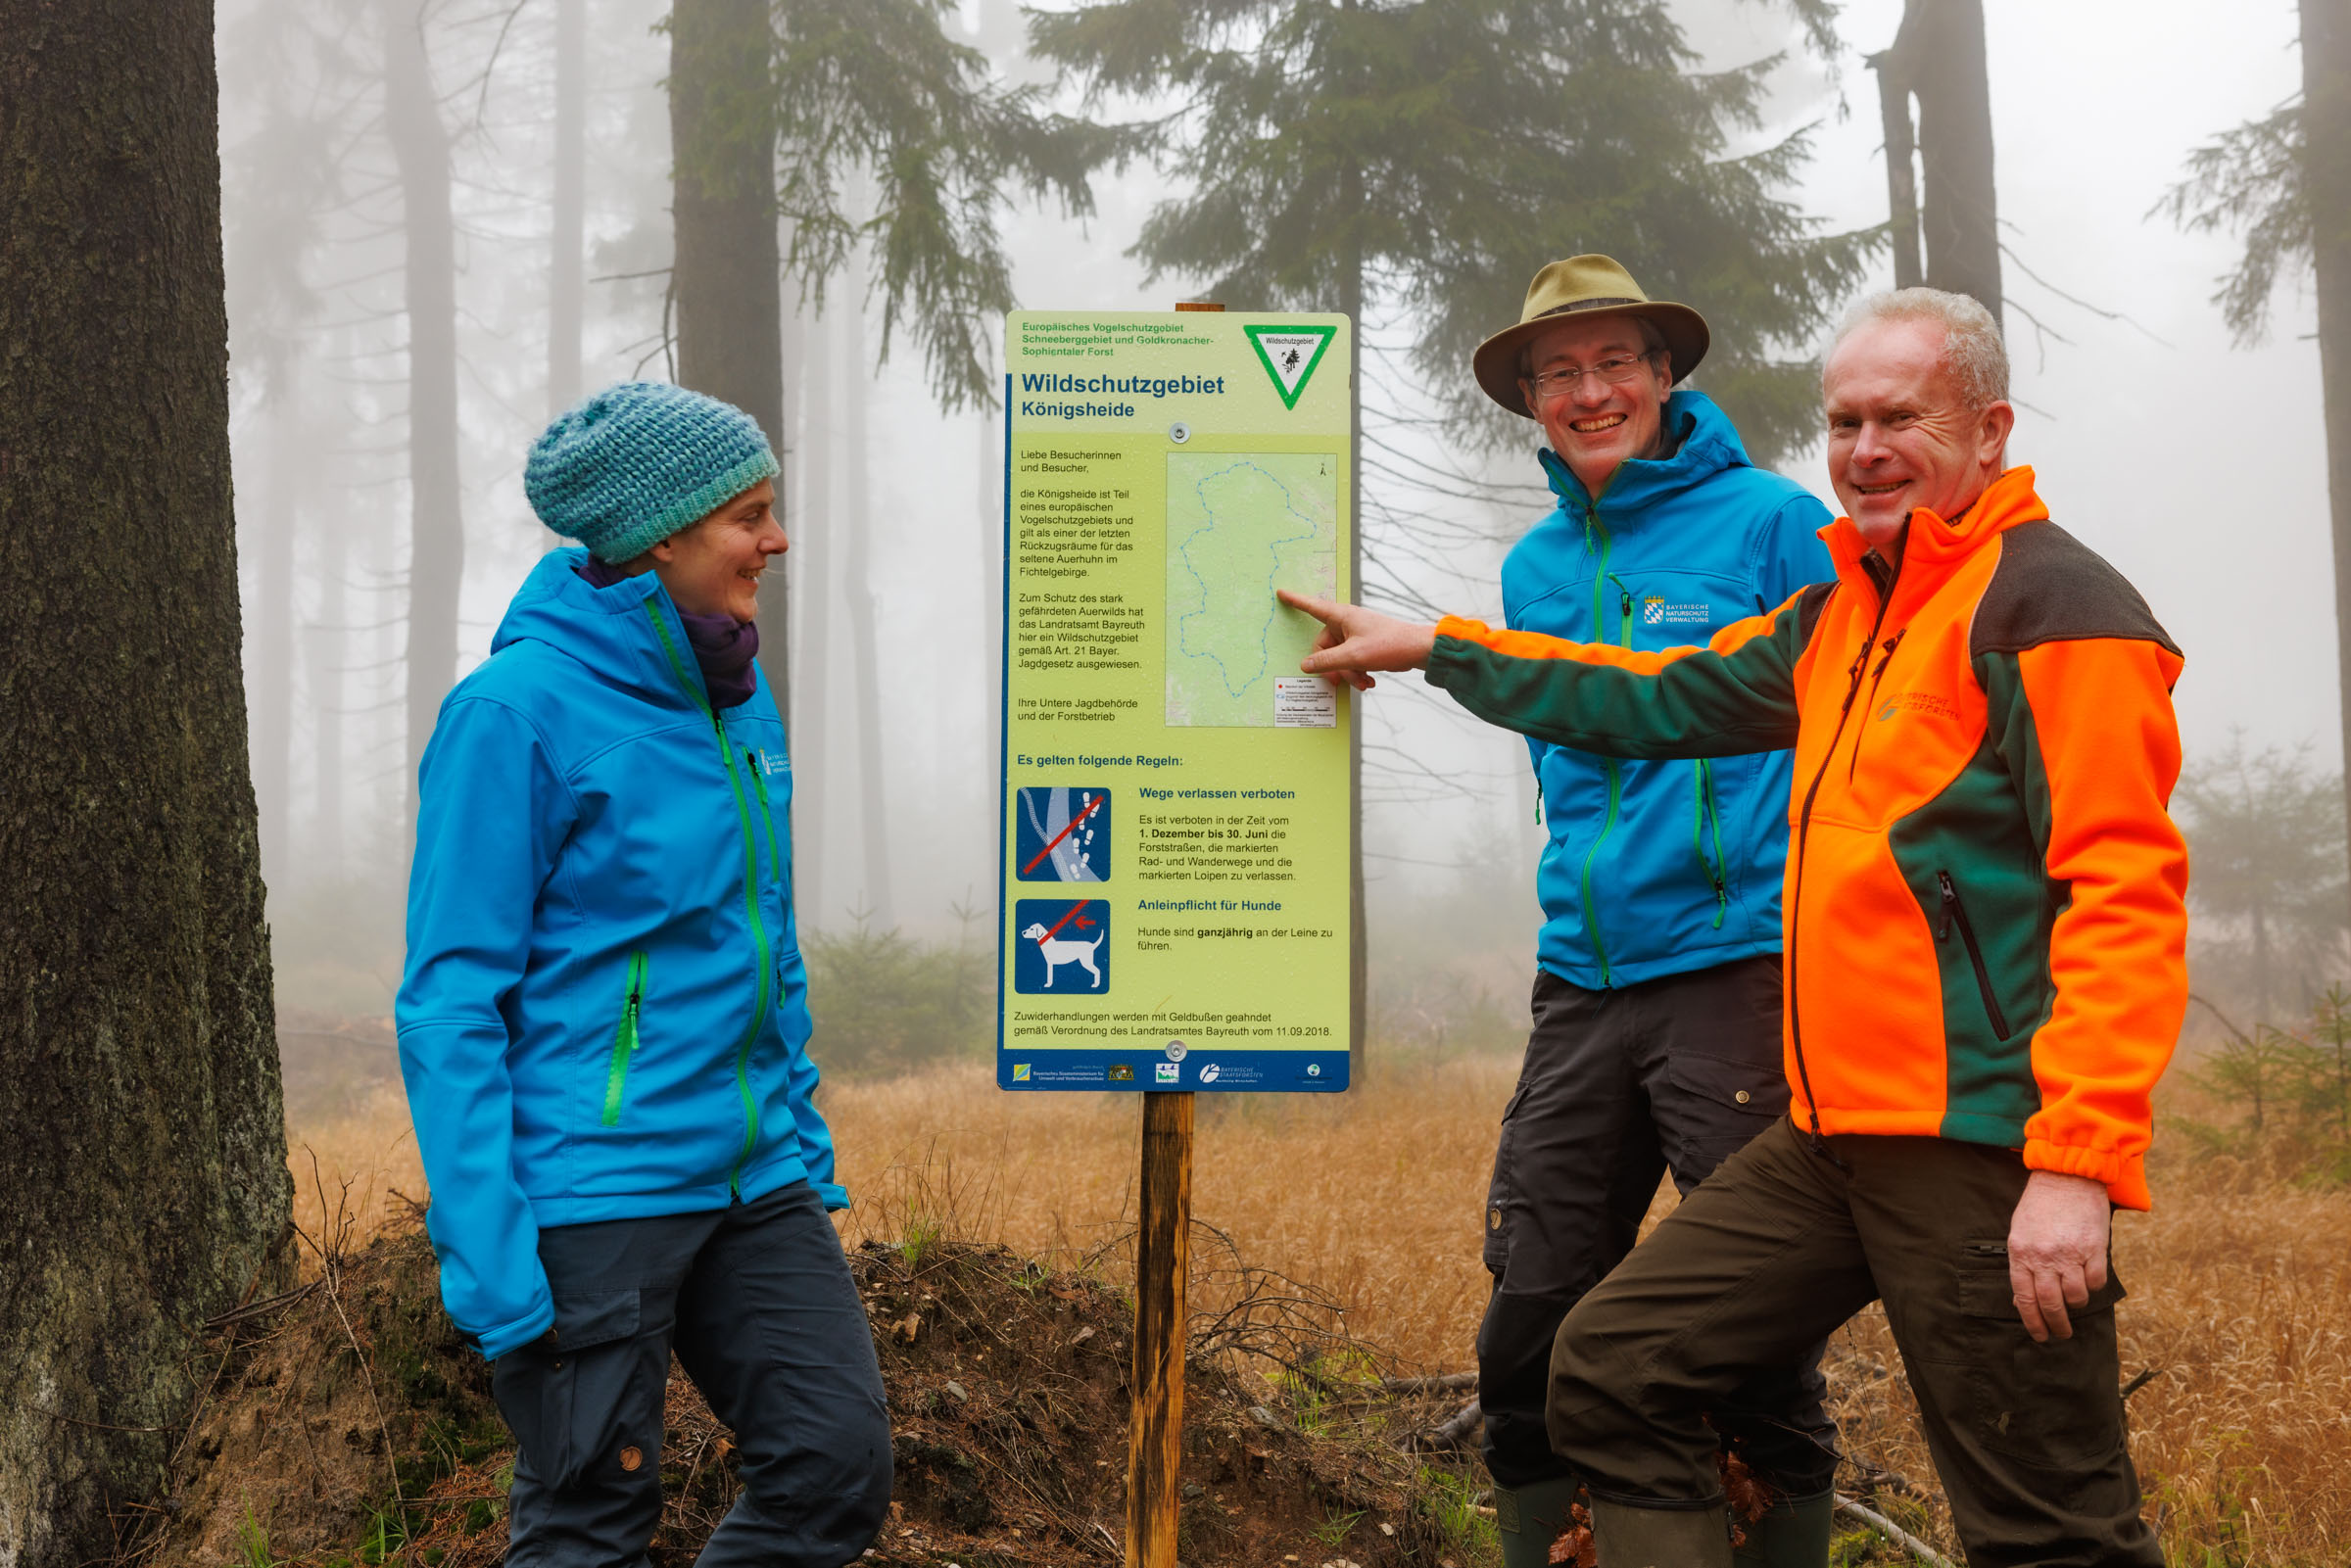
997, 310, 1353, 1092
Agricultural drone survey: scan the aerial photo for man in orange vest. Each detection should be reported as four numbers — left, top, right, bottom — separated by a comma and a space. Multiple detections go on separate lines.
1282, 287, 2182, 1568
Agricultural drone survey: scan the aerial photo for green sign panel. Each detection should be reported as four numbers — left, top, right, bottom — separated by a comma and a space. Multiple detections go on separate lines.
998, 310, 1354, 1092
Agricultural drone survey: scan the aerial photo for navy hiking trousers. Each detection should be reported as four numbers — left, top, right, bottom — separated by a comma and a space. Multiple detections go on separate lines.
492, 1180, 891, 1567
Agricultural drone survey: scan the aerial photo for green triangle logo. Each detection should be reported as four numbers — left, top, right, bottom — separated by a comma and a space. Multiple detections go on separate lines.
1244, 323, 1338, 410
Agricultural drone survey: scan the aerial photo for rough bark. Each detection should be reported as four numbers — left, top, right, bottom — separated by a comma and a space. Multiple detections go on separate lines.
385, 0, 465, 836
2302, 0, 2351, 873
1892, 0, 2002, 323
670, 0, 790, 713
0, 2, 293, 1561
549, 0, 587, 417
840, 291, 895, 925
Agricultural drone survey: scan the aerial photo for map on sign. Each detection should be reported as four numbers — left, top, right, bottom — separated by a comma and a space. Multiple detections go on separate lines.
1164, 452, 1339, 727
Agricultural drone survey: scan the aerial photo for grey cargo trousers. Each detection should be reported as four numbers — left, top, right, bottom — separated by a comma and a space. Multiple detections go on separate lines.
1476, 957, 1837, 1496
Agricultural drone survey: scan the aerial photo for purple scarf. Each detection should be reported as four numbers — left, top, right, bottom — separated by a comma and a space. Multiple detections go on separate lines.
577, 556, 761, 710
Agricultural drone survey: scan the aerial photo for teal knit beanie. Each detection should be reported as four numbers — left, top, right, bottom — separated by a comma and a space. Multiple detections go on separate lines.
525, 382, 779, 562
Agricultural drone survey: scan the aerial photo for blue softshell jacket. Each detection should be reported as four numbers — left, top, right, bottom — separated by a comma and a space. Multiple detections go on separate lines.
395, 548, 839, 1359
1505, 389, 1836, 990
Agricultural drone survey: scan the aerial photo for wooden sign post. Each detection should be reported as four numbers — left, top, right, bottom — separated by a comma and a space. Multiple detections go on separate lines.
1127, 1088, 1194, 1568
1123, 299, 1220, 1568
994, 295, 1351, 1568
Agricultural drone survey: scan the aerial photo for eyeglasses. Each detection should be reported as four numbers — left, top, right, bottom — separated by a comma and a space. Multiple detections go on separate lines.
1522, 352, 1659, 403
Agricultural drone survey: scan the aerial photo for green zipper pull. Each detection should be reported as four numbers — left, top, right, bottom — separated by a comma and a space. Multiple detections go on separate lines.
600, 950, 648, 1127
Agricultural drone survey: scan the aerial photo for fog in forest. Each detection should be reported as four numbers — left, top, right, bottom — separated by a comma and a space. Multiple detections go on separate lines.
217, 0, 2331, 1035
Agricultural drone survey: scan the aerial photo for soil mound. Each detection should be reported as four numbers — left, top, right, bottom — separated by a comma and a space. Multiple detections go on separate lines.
127, 1222, 1494, 1567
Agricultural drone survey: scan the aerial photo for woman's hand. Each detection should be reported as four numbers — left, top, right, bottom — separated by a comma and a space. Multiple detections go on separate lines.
1276, 590, 1439, 690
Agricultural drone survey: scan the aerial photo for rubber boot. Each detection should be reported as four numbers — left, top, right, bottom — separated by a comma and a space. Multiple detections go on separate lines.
1588, 1497, 1733, 1568
1731, 1490, 1835, 1568
1494, 1475, 1584, 1568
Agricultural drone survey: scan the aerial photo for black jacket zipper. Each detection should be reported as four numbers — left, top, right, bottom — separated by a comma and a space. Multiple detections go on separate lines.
1786, 555, 1901, 1161
1847, 629, 1907, 783
1937, 871, 2014, 1038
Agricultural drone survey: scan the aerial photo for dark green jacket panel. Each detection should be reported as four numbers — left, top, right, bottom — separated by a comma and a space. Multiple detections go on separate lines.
1425, 583, 1828, 761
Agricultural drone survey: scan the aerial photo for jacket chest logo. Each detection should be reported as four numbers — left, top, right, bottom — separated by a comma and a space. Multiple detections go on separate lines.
1876, 691, 1961, 723
1640, 595, 1712, 628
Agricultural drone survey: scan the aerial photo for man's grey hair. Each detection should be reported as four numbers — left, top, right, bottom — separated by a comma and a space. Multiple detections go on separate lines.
1829, 287, 2009, 411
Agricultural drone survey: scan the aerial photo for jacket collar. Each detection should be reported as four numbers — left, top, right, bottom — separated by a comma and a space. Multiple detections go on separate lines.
1536, 388, 1751, 526
1820, 464, 2047, 607
490, 546, 720, 711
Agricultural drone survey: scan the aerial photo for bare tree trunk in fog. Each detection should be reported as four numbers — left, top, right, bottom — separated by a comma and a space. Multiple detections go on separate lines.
313, 495, 347, 874
669, 0, 788, 713
0, 3, 292, 1560
980, 394, 1002, 730
254, 410, 300, 892
840, 287, 895, 926
1878, 0, 2001, 322
386, 0, 465, 839
796, 300, 833, 924
1869, 45, 1924, 290
2301, 0, 2351, 879
549, 0, 586, 417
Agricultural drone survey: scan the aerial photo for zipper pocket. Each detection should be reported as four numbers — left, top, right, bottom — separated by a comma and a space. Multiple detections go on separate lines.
600, 949, 649, 1127
1936, 872, 2013, 1038
1693, 760, 1728, 929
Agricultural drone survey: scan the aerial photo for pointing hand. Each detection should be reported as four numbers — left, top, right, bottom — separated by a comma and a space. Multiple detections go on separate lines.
1275, 590, 1438, 690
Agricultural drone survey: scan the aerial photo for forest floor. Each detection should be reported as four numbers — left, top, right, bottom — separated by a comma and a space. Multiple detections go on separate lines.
156, 1023, 2351, 1566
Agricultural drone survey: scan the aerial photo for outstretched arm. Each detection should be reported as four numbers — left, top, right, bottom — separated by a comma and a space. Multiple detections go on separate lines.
1280, 587, 1821, 760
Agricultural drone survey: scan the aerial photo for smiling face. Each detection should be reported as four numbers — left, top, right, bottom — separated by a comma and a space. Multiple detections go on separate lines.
1822, 316, 2014, 547
1521, 314, 1674, 496
646, 479, 785, 621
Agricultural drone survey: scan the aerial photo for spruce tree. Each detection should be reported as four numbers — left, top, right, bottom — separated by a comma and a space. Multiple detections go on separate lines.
1032, 0, 1871, 467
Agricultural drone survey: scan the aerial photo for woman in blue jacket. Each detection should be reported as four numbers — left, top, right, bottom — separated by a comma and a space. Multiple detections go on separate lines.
395, 383, 888, 1566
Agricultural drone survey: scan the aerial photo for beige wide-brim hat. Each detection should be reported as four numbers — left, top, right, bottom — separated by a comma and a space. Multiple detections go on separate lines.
1472, 255, 1711, 419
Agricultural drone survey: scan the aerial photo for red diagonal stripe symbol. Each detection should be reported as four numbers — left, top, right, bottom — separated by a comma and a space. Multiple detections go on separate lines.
1021, 792, 1105, 876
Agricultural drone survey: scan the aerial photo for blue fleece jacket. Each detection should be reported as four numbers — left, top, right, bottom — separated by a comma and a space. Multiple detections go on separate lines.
1504, 389, 1835, 990
395, 548, 838, 1359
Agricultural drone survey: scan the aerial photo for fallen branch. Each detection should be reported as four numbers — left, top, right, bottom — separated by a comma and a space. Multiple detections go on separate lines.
1837, 1495, 1955, 1568
1381, 1371, 1476, 1395
1401, 1398, 1481, 1452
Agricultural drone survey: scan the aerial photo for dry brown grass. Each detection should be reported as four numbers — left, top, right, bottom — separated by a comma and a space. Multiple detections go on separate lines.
289, 1054, 2351, 1565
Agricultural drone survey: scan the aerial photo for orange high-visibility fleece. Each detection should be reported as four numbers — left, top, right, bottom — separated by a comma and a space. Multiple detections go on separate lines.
1425, 467, 2187, 1209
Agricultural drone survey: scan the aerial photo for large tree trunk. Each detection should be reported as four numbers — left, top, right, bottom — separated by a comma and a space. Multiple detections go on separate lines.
1883, 0, 2002, 322
0, 3, 293, 1561
2303, 0, 2351, 881
840, 289, 895, 925
549, 0, 587, 418
670, 0, 789, 713
385, 0, 465, 837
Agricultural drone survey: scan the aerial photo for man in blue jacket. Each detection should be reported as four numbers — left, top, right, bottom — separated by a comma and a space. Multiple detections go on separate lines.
1466, 258, 1838, 1567
396, 383, 888, 1567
